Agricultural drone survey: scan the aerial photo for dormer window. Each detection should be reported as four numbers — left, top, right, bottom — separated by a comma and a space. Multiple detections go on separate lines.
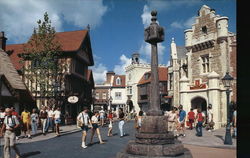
144, 73, 150, 80
202, 26, 207, 34
116, 77, 121, 85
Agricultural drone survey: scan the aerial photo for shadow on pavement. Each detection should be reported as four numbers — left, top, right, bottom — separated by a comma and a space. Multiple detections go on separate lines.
214, 135, 224, 142
21, 151, 41, 157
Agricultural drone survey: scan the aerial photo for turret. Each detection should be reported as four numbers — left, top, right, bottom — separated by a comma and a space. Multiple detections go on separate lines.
170, 38, 177, 60
216, 17, 229, 39
132, 53, 140, 64
184, 29, 193, 47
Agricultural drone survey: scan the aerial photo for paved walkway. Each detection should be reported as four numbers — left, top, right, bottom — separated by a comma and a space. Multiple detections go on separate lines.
184, 144, 236, 158
13, 125, 81, 144
177, 127, 237, 149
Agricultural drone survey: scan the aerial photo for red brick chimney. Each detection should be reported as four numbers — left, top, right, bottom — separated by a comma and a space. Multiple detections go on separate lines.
0, 32, 7, 51
106, 71, 115, 84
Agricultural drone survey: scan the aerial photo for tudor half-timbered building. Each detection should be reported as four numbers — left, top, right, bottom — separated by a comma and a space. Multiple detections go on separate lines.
6, 30, 95, 120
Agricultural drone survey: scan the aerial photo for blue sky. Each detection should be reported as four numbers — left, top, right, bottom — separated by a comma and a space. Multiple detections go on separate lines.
0, 0, 236, 83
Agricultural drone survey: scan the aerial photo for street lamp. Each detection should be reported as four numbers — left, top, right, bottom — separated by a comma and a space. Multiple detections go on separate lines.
108, 96, 113, 111
222, 72, 234, 145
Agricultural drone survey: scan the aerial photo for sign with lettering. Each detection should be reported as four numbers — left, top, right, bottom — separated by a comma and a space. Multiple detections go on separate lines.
68, 96, 79, 103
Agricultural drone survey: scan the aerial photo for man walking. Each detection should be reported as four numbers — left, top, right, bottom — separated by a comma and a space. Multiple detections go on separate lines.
177, 105, 186, 137
118, 108, 125, 137
45, 106, 54, 133
77, 107, 92, 149
165, 107, 177, 136
0, 108, 22, 158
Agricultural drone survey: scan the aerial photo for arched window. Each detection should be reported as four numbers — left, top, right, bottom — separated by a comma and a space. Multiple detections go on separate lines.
116, 77, 121, 85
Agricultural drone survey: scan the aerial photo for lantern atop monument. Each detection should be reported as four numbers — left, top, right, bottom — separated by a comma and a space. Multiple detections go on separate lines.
144, 10, 164, 44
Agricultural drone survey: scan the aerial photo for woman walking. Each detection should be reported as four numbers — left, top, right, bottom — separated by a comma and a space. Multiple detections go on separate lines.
107, 110, 113, 137
54, 107, 61, 136
90, 111, 105, 144
31, 108, 39, 137
118, 108, 125, 137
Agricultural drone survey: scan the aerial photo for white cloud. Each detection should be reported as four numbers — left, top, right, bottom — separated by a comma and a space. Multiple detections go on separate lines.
91, 63, 108, 84
0, 0, 108, 43
114, 54, 131, 75
170, 15, 196, 29
139, 42, 165, 64
141, 5, 152, 28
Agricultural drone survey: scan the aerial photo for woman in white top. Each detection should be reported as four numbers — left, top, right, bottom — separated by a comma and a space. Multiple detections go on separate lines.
31, 108, 39, 136
90, 111, 105, 144
54, 107, 61, 136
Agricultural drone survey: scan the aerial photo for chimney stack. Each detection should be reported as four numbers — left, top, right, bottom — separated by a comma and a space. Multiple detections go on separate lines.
106, 71, 115, 84
0, 32, 7, 51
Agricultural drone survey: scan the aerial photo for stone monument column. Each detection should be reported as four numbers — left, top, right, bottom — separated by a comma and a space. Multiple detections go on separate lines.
116, 11, 192, 158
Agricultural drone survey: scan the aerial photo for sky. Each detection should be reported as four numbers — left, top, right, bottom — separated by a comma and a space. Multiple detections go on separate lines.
0, 0, 236, 84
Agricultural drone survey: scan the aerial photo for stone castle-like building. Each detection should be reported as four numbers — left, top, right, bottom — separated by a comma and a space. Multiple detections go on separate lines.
168, 5, 236, 129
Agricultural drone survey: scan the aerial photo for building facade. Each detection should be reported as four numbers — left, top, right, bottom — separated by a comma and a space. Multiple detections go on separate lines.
5, 30, 95, 120
0, 32, 35, 113
125, 53, 151, 114
168, 5, 237, 129
137, 67, 169, 112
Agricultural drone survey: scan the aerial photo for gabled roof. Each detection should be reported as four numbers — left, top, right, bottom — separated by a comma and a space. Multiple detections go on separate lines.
0, 50, 26, 90
6, 29, 93, 70
112, 75, 126, 88
6, 44, 25, 70
87, 69, 95, 87
138, 67, 168, 85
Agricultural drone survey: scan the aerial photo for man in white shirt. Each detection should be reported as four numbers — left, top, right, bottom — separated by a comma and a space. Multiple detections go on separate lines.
0, 108, 21, 158
77, 107, 92, 149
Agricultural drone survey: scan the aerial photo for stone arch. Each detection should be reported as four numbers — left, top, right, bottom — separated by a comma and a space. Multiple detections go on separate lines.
191, 96, 207, 113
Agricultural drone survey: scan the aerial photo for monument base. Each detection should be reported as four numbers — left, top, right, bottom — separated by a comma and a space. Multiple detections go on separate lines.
116, 116, 193, 158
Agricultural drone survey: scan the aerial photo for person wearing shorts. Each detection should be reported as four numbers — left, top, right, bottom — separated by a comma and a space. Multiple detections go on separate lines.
77, 107, 92, 149
177, 105, 186, 137
90, 111, 105, 144
53, 107, 61, 136
99, 109, 105, 127
21, 108, 31, 139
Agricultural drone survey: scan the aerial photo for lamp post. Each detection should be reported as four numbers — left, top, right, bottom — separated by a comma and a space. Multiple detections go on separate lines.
108, 96, 113, 111
222, 72, 234, 145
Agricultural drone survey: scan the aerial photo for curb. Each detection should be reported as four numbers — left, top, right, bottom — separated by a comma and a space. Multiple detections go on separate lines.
183, 142, 236, 150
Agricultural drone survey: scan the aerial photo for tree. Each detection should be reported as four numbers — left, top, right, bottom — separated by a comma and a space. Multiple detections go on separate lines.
20, 12, 62, 106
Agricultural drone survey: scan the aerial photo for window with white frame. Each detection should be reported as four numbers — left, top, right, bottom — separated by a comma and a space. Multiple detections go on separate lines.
102, 93, 106, 99
95, 92, 99, 99
116, 77, 121, 85
201, 55, 210, 73
115, 92, 122, 100
127, 86, 132, 95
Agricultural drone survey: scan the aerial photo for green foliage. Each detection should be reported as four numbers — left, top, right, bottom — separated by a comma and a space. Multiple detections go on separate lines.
21, 12, 62, 99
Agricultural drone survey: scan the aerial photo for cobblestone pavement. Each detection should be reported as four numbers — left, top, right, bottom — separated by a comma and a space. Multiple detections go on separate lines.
0, 120, 236, 158
177, 127, 237, 149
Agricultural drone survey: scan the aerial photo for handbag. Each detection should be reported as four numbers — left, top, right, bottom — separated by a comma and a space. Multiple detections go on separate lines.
209, 120, 215, 127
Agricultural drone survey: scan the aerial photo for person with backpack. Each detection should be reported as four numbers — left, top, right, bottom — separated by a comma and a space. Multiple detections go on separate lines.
195, 108, 205, 137
77, 107, 93, 149
0, 108, 22, 158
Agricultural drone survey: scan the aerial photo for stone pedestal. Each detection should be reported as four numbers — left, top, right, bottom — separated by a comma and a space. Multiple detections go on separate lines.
116, 116, 193, 158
